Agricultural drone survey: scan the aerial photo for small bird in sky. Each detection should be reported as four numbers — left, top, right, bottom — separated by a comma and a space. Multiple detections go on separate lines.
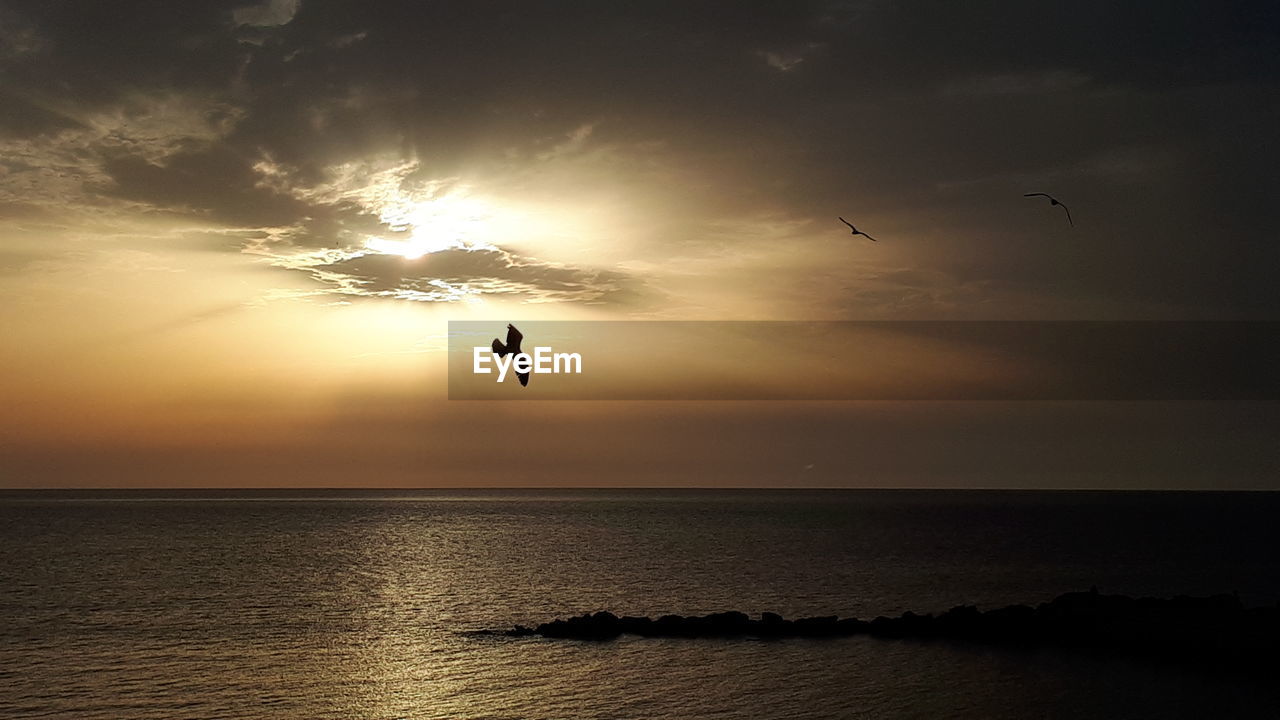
838, 217, 878, 241
1023, 193, 1073, 226
492, 323, 530, 387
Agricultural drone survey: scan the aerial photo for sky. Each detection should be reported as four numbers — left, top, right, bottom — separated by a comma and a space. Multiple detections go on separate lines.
1, 0, 1277, 488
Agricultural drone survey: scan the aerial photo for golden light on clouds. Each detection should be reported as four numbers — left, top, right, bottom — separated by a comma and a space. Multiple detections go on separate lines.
365, 191, 498, 259
2, 0, 1276, 488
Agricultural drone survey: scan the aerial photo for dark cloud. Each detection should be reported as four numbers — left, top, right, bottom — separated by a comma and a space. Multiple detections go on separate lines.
100, 145, 315, 227
0, 90, 84, 138
0, 1, 247, 109
2, 0, 1277, 314
3, 1, 1279, 491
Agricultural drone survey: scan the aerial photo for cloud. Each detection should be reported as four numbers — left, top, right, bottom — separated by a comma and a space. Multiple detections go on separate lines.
0, 90, 83, 138
233, 0, 301, 28
0, 92, 247, 220
100, 144, 317, 227
758, 42, 825, 72
280, 247, 645, 305
0, 0, 1277, 316
761, 50, 805, 72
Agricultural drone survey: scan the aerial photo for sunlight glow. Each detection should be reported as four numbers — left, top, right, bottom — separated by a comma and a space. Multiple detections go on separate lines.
365, 192, 499, 259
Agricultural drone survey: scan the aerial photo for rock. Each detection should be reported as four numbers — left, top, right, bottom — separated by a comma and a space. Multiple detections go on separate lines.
496, 591, 1280, 675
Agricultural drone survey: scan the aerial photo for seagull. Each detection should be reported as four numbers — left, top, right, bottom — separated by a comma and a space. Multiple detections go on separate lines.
838, 217, 878, 241
1023, 193, 1073, 226
491, 323, 530, 387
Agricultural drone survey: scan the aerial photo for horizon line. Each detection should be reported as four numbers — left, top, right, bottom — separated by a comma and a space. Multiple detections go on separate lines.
1, 486, 1276, 493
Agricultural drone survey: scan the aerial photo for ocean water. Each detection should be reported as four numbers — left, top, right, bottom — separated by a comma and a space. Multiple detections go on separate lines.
1, 489, 1277, 719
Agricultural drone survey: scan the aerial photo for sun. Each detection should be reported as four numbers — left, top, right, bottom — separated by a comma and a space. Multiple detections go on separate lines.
364, 192, 498, 259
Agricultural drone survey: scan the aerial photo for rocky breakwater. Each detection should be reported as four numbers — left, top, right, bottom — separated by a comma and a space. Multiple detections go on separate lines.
494, 590, 1279, 672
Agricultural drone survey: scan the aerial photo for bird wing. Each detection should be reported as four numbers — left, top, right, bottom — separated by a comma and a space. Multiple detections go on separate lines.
517, 370, 530, 387
505, 324, 523, 354
1024, 193, 1050, 199
1061, 205, 1073, 227
862, 233, 877, 242
491, 338, 508, 358
838, 217, 855, 230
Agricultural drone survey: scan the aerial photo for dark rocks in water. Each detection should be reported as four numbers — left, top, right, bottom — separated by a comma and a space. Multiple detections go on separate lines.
526, 609, 782, 640
537, 611, 624, 640
505, 611, 876, 641
498, 591, 1280, 671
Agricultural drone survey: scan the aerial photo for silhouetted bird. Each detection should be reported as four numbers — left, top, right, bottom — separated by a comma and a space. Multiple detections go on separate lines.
838, 217, 877, 241
1024, 193, 1073, 226
492, 323, 530, 387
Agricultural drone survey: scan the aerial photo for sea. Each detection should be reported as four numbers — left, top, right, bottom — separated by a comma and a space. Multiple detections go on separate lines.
1, 489, 1277, 719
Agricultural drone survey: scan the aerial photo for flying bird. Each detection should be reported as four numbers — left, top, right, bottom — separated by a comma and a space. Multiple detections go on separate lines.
838, 217, 878, 241
492, 323, 530, 387
1024, 193, 1073, 227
